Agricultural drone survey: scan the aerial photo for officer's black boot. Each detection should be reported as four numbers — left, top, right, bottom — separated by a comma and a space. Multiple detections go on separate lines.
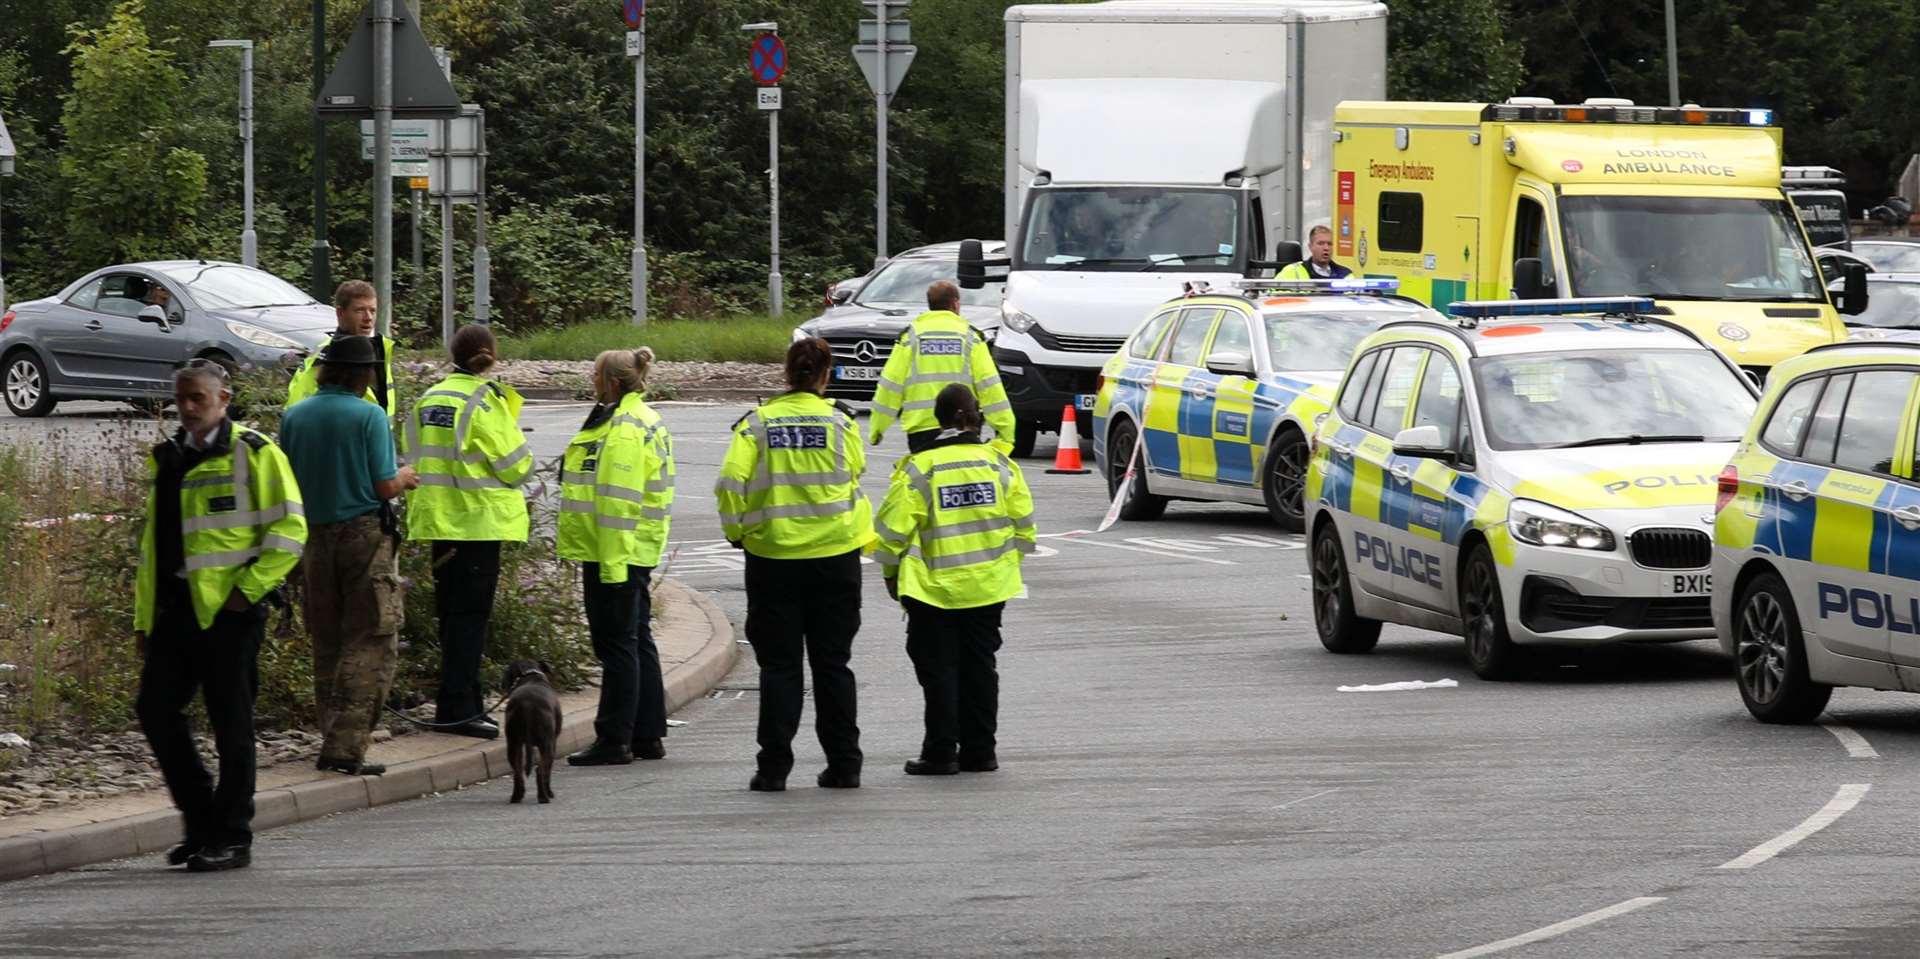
567, 740, 634, 766
904, 757, 959, 776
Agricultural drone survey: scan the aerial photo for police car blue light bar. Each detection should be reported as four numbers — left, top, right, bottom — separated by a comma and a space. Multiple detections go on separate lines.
1447, 297, 1656, 319
1235, 277, 1400, 293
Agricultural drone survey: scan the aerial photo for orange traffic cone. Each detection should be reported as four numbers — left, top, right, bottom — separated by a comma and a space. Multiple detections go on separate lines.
1047, 404, 1092, 475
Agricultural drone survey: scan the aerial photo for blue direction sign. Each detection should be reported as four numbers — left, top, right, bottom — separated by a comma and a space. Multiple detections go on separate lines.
623, 0, 644, 29
749, 33, 787, 86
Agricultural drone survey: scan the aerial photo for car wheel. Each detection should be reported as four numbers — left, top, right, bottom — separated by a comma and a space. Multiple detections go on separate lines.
1262, 428, 1309, 532
1311, 522, 1380, 654
3, 350, 56, 418
1011, 420, 1038, 459
1104, 417, 1167, 521
1461, 543, 1525, 680
1734, 571, 1833, 724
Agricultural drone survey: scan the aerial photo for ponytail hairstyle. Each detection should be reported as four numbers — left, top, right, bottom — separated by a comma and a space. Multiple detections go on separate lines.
785, 337, 834, 394
593, 346, 656, 401
449, 324, 498, 375
933, 383, 983, 433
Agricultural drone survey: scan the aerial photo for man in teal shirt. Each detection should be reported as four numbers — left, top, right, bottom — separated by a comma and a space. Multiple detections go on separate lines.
278, 337, 418, 776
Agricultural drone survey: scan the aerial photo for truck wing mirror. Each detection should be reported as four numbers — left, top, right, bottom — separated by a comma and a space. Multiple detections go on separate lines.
957, 239, 1011, 291
1513, 258, 1549, 300
1275, 240, 1302, 265
1837, 262, 1870, 316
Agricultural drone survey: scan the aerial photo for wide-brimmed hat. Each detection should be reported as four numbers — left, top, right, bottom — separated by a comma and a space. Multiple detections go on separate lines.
317, 335, 381, 367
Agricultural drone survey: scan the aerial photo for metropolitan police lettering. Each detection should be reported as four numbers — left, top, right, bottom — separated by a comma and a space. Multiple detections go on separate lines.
765, 424, 829, 449
939, 481, 998, 510
420, 405, 457, 428
919, 336, 965, 356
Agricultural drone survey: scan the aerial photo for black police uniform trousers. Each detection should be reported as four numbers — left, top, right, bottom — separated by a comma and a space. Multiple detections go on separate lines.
136, 601, 264, 850
432, 540, 501, 724
902, 597, 1004, 762
744, 549, 863, 777
583, 562, 665, 747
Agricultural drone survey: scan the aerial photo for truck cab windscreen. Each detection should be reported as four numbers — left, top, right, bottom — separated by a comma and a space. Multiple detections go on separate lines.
1560, 196, 1823, 302
1017, 188, 1242, 273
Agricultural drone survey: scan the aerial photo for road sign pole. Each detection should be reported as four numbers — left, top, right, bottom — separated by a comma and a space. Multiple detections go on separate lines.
240, 44, 257, 268
636, 25, 647, 328
311, 0, 331, 300
411, 188, 423, 287
473, 107, 490, 325
769, 108, 782, 317
373, 0, 394, 337
875, 3, 888, 269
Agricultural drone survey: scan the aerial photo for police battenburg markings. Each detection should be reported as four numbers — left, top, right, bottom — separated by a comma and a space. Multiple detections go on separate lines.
766, 425, 829, 449
919, 337, 965, 356
938, 482, 998, 510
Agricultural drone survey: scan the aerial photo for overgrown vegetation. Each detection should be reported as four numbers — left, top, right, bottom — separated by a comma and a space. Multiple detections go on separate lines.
0, 367, 594, 737
495, 314, 795, 364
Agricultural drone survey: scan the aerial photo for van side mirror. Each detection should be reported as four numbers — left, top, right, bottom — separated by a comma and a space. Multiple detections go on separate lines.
1391, 424, 1451, 460
1836, 262, 1870, 316
138, 303, 173, 331
958, 239, 986, 290
1513, 258, 1549, 299
1204, 351, 1255, 378
1275, 240, 1302, 265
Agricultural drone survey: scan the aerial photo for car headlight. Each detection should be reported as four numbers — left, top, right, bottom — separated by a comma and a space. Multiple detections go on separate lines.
224, 320, 300, 350
1508, 499, 1615, 551
1000, 301, 1037, 333
792, 326, 811, 343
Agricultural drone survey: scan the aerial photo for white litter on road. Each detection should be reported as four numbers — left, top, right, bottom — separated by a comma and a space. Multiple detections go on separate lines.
1337, 679, 1459, 693
666, 719, 687, 727
0, 732, 30, 750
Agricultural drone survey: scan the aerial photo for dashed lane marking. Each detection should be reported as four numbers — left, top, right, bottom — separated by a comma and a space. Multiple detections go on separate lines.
1819, 720, 1879, 759
1718, 783, 1871, 870
1433, 897, 1666, 959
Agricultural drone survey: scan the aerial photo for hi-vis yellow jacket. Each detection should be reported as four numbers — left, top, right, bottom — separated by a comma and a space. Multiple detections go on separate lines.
558, 393, 674, 583
286, 334, 398, 413
715, 391, 873, 559
874, 432, 1035, 609
402, 372, 533, 542
135, 422, 308, 632
868, 310, 1015, 450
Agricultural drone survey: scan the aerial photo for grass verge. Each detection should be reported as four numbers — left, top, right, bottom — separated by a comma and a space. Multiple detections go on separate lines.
494, 315, 798, 364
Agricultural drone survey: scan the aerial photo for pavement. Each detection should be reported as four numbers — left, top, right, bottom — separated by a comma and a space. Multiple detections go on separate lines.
7, 400, 1920, 956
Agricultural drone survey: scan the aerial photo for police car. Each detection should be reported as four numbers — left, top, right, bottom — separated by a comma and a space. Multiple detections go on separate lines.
1091, 279, 1439, 530
1714, 341, 1920, 722
1306, 298, 1761, 679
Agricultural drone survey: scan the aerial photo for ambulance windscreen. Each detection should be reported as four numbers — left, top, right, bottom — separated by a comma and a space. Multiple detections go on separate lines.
1471, 349, 1755, 451
1559, 196, 1822, 302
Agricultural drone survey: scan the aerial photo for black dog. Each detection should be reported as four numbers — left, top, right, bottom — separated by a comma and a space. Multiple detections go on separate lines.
502, 660, 562, 804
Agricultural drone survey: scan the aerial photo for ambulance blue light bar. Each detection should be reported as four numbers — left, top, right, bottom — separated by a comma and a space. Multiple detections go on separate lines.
1447, 297, 1655, 319
1235, 277, 1400, 293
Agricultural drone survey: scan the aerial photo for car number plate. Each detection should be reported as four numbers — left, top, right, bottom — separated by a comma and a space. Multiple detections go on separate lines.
1075, 393, 1097, 411
1664, 572, 1711, 595
835, 365, 881, 381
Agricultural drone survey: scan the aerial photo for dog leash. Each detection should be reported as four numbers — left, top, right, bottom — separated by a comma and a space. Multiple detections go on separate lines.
383, 693, 511, 730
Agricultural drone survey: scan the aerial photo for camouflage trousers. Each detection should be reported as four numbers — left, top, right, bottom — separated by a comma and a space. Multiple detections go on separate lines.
304, 512, 403, 762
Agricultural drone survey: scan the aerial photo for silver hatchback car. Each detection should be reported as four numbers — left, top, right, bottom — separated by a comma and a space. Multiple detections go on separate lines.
1, 261, 336, 416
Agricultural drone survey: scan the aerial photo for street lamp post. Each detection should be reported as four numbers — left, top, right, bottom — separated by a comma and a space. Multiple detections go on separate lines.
0, 111, 15, 312
208, 40, 257, 267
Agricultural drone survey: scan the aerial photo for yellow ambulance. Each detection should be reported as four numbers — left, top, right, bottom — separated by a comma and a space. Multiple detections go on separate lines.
1327, 99, 1870, 373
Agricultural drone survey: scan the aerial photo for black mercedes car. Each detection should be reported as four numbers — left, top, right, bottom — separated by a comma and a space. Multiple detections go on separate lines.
793, 241, 1007, 402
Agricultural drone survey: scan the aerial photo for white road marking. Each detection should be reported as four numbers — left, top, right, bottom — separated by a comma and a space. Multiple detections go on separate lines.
1270, 787, 1338, 811
1433, 896, 1666, 959
1819, 720, 1879, 759
1050, 529, 1238, 566
1718, 783, 1871, 869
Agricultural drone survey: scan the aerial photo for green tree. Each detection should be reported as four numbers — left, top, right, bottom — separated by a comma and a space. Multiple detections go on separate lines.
1388, 0, 1525, 102
57, 0, 207, 266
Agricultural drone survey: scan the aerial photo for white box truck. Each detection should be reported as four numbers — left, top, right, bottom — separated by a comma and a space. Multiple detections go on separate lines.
959, 0, 1387, 457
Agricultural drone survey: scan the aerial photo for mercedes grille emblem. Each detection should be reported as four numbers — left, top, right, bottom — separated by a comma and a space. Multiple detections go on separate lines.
853, 340, 878, 363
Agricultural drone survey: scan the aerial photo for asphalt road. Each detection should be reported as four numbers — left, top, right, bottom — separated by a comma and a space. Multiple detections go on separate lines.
7, 399, 1920, 957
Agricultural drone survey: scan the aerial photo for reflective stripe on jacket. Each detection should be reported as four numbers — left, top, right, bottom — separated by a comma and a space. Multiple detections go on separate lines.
714, 391, 873, 559
557, 393, 674, 583
402, 372, 532, 542
135, 424, 308, 632
873, 433, 1035, 609
286, 334, 399, 413
867, 311, 1015, 450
